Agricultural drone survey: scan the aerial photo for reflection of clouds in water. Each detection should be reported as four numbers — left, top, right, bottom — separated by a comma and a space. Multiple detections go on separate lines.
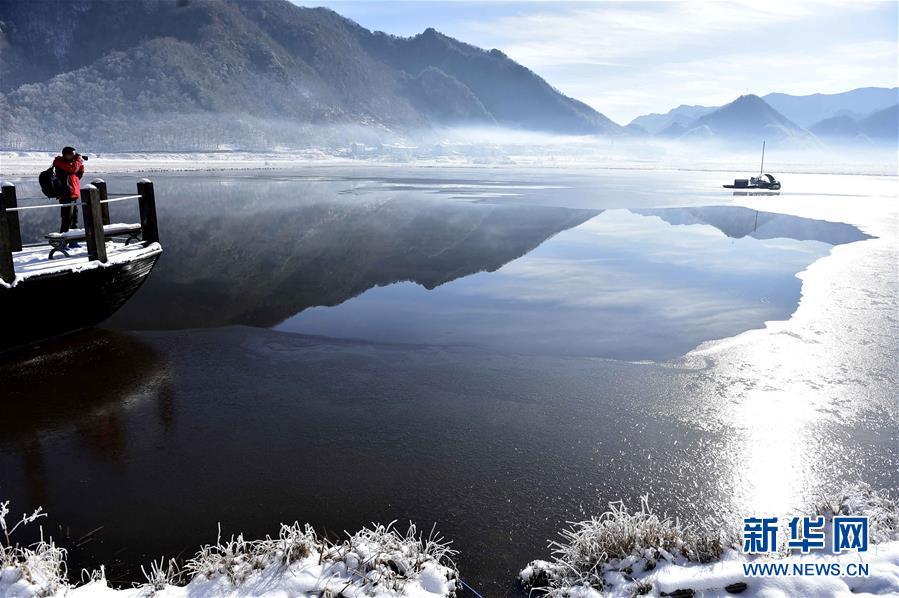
285, 208, 839, 360
457, 209, 829, 312
335, 179, 572, 201
465, 258, 744, 311
462, 272, 775, 347
386, 183, 568, 190
571, 210, 833, 274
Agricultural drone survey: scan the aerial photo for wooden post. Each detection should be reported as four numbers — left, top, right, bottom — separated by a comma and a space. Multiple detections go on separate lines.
137, 179, 159, 244
1, 182, 22, 252
91, 178, 111, 226
81, 185, 107, 263
0, 185, 15, 284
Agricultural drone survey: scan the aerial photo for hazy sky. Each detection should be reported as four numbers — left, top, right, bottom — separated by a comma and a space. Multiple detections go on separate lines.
293, 0, 898, 124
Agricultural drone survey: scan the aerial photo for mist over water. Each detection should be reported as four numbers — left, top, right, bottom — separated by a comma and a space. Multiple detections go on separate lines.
3, 124, 896, 179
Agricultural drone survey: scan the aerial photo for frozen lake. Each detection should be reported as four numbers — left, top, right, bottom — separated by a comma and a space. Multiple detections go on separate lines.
1, 167, 896, 594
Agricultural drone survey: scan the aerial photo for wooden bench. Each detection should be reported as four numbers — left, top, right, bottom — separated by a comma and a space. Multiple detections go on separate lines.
45, 223, 143, 259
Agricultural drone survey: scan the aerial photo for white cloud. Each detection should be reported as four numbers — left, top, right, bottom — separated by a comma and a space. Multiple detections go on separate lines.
459, 1, 897, 123
470, 1, 829, 67
571, 39, 899, 121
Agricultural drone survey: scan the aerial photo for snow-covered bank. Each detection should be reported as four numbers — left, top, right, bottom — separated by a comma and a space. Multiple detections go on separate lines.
0, 150, 355, 176
520, 485, 899, 597
1, 140, 896, 177
6, 487, 896, 597
0, 500, 458, 598
523, 542, 899, 597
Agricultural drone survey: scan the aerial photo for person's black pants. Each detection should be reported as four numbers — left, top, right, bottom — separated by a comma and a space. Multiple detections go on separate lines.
59, 196, 78, 233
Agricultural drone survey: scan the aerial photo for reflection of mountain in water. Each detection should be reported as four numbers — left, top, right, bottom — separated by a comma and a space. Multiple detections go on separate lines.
108, 183, 598, 330
633, 206, 872, 245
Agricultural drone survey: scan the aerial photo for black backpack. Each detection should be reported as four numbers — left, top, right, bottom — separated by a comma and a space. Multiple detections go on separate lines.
39, 165, 64, 198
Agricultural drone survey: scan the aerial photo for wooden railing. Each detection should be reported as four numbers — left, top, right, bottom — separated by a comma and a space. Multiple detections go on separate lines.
0, 179, 159, 284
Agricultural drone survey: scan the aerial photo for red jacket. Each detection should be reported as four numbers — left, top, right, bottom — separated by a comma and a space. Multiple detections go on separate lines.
53, 155, 85, 199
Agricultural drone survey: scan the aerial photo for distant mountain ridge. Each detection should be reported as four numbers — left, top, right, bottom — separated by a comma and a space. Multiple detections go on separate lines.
629, 105, 714, 135
0, 0, 622, 150
688, 95, 808, 140
648, 95, 811, 142
763, 87, 898, 128
810, 105, 898, 142
631, 87, 896, 144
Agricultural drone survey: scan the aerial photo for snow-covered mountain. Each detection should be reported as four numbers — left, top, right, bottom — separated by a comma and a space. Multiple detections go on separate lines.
0, 0, 622, 150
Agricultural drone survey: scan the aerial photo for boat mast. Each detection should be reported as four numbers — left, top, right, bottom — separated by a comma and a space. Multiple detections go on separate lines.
760, 140, 765, 175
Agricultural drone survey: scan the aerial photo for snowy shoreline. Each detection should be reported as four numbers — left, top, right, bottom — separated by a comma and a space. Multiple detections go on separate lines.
520, 486, 899, 597
3, 486, 897, 597
1, 507, 459, 598
522, 542, 899, 597
1, 150, 896, 177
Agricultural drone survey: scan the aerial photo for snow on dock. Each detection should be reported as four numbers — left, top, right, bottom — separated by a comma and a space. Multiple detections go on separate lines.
1, 178, 162, 289
3, 239, 162, 287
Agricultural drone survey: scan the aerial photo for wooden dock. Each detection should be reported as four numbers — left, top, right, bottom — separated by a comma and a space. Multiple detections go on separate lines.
0, 179, 163, 352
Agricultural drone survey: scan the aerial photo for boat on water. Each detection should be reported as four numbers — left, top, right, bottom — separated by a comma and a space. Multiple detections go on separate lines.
723, 173, 781, 191
0, 178, 162, 353
723, 141, 782, 191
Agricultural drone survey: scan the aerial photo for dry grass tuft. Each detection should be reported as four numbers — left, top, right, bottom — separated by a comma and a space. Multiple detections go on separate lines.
521, 495, 737, 595
2, 497, 458, 597
521, 485, 898, 596
808, 482, 898, 543
0, 500, 68, 598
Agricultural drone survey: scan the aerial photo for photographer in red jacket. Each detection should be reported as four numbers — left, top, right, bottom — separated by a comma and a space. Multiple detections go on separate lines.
53, 146, 85, 236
